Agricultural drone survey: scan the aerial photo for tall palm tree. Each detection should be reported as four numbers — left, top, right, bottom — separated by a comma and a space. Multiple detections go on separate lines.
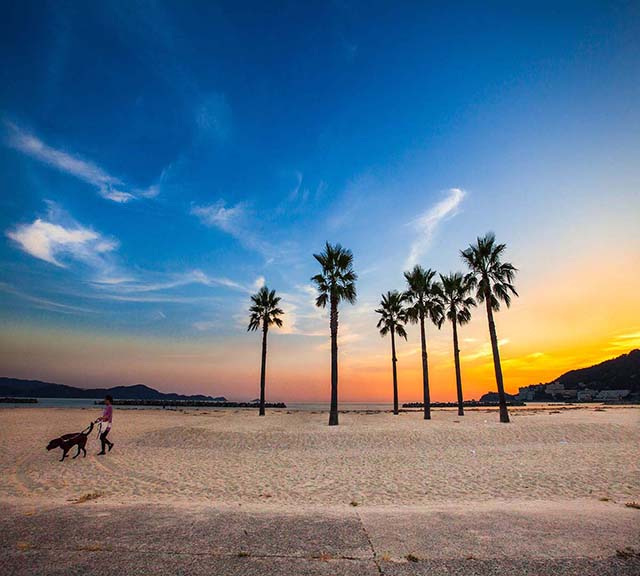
440, 272, 476, 416
461, 233, 518, 423
375, 291, 408, 415
403, 266, 444, 420
311, 242, 357, 426
248, 286, 284, 416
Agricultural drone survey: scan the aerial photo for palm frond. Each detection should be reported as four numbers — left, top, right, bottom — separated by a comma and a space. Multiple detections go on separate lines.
311, 242, 358, 309
440, 271, 476, 326
247, 285, 285, 332
375, 290, 409, 338
403, 266, 442, 328
462, 233, 518, 312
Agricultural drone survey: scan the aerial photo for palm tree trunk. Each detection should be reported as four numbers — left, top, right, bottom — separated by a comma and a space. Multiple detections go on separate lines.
419, 313, 430, 420
391, 326, 399, 415
329, 296, 339, 426
452, 316, 464, 416
259, 323, 268, 416
485, 289, 510, 423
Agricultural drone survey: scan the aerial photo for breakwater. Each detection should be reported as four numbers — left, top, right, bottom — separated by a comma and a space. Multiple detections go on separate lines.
402, 400, 525, 408
96, 399, 287, 408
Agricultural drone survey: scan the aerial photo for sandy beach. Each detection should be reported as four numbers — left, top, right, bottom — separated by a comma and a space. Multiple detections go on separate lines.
1, 405, 638, 506
2, 405, 640, 575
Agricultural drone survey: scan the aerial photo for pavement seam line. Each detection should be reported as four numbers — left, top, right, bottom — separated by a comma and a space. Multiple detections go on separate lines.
8, 545, 372, 563
355, 510, 383, 575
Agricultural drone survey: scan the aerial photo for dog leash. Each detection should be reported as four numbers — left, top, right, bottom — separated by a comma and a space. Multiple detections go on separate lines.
96, 421, 110, 438
65, 422, 94, 442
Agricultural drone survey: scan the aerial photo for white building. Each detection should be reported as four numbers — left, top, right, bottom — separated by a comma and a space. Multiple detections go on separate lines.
596, 389, 630, 401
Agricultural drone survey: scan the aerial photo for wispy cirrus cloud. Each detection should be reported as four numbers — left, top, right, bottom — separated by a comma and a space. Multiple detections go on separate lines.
193, 319, 218, 331
6, 202, 260, 298
6, 202, 118, 268
195, 92, 232, 141
5, 202, 266, 329
0, 282, 97, 315
405, 188, 466, 268
273, 284, 328, 337
276, 171, 327, 216
91, 268, 262, 297
463, 338, 510, 362
605, 330, 640, 352
191, 200, 247, 235
191, 199, 288, 260
3, 120, 158, 203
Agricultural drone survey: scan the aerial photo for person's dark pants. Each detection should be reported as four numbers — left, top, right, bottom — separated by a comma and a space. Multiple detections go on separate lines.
100, 428, 113, 453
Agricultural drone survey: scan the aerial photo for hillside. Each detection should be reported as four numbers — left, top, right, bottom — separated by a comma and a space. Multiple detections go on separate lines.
0, 377, 226, 402
518, 349, 640, 402
551, 349, 640, 391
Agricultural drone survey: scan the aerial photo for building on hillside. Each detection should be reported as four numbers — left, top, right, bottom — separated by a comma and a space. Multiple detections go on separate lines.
517, 385, 540, 401
544, 381, 577, 400
577, 389, 596, 401
545, 381, 564, 395
596, 389, 630, 401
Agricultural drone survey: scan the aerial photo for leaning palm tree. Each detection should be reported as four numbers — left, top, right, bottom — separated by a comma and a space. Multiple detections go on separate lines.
375, 291, 408, 415
403, 266, 444, 420
248, 286, 284, 416
461, 233, 518, 423
440, 272, 476, 416
311, 242, 357, 426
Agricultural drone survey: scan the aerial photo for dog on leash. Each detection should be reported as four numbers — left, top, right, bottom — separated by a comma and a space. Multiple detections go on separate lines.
46, 422, 94, 461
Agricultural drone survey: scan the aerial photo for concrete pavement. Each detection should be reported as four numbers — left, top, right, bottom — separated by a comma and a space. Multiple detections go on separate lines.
1, 500, 638, 575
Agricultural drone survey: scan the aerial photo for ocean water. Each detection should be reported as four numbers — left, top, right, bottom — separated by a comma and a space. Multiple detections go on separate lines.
0, 398, 398, 412
0, 398, 101, 409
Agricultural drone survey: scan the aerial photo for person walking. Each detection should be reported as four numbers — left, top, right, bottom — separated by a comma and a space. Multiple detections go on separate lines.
95, 395, 114, 455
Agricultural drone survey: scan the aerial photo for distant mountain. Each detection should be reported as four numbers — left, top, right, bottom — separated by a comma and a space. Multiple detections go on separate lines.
546, 349, 640, 391
478, 391, 519, 403
0, 377, 226, 402
518, 349, 640, 402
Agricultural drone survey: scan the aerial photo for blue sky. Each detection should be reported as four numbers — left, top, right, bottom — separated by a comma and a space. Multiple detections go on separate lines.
1, 2, 639, 399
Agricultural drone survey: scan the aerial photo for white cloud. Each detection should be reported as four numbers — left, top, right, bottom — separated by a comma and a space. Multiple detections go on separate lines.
0, 282, 97, 315
90, 268, 262, 297
3, 121, 160, 203
327, 174, 371, 230
289, 171, 303, 201
5, 204, 265, 320
139, 184, 160, 198
195, 93, 232, 141
101, 189, 136, 203
405, 188, 466, 268
463, 339, 510, 362
275, 284, 327, 336
191, 200, 246, 235
191, 199, 286, 260
193, 319, 217, 331
6, 209, 118, 268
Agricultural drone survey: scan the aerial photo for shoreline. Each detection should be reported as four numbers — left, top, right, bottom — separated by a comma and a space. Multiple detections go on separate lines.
1, 398, 638, 411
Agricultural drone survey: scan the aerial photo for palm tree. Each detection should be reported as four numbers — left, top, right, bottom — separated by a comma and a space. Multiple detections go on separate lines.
311, 242, 357, 426
461, 233, 518, 423
440, 272, 476, 416
375, 291, 408, 415
248, 286, 284, 416
403, 266, 444, 420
